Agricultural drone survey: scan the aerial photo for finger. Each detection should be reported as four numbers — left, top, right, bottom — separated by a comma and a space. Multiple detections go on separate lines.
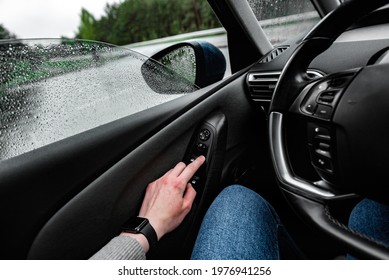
162, 168, 173, 178
169, 162, 187, 177
178, 156, 205, 182
182, 183, 197, 210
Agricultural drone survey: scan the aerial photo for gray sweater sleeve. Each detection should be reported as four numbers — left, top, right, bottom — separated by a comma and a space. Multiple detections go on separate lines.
90, 236, 146, 260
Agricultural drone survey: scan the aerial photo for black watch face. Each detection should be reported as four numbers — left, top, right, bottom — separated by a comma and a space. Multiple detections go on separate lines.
126, 217, 148, 232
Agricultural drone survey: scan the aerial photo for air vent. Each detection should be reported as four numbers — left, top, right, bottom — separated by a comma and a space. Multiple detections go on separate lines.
247, 70, 324, 102
259, 46, 289, 63
247, 72, 280, 102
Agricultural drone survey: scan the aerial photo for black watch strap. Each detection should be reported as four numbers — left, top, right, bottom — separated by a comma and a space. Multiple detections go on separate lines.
122, 217, 158, 251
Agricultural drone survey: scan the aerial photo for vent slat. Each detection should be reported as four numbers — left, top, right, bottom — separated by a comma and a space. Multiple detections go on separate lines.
247, 70, 324, 103
259, 46, 289, 64
247, 72, 280, 102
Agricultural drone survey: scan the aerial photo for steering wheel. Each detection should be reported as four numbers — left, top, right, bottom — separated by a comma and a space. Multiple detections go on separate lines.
269, 0, 389, 259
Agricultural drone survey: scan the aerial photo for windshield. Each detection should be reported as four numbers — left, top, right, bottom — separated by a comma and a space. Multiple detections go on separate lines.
246, 0, 320, 45
0, 39, 197, 160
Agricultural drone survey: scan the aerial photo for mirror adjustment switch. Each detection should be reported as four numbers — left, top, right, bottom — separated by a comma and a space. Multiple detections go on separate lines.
199, 129, 211, 141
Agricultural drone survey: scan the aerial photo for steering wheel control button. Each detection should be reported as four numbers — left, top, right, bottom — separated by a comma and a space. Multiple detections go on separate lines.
304, 100, 317, 114
199, 129, 211, 141
316, 157, 332, 172
308, 124, 331, 141
315, 147, 331, 158
301, 81, 329, 115
314, 104, 333, 120
300, 73, 356, 119
317, 90, 337, 104
307, 123, 335, 175
319, 142, 330, 151
314, 127, 331, 140
310, 151, 333, 173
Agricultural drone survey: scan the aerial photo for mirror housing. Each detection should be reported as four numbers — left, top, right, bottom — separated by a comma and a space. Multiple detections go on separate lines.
150, 41, 226, 88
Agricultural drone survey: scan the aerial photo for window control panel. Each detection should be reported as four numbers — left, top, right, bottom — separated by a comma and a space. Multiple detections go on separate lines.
184, 124, 215, 192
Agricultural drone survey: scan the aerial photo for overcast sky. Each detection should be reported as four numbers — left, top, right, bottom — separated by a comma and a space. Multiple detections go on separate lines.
0, 0, 120, 39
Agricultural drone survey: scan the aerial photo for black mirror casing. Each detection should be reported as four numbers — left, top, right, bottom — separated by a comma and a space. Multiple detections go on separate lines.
148, 41, 226, 88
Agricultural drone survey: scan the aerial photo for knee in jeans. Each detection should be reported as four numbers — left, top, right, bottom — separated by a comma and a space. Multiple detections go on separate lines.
217, 185, 255, 202
216, 185, 273, 213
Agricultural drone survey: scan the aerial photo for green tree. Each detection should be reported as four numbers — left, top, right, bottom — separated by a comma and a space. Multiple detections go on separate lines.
94, 3, 120, 43
0, 24, 16, 40
76, 8, 97, 40
76, 0, 221, 45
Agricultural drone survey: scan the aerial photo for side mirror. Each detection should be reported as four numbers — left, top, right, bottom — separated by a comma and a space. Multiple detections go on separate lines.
150, 41, 226, 88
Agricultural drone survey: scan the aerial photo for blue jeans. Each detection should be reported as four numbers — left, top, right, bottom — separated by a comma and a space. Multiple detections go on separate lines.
347, 199, 389, 259
191, 185, 389, 260
191, 185, 304, 259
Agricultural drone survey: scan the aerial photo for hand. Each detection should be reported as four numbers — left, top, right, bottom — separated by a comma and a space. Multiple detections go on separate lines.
139, 156, 205, 240
120, 156, 205, 252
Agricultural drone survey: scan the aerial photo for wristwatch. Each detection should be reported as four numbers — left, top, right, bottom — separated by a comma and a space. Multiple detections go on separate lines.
122, 217, 158, 251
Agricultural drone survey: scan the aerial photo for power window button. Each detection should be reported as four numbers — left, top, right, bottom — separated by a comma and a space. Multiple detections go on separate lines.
197, 143, 207, 153
189, 155, 198, 163
190, 176, 201, 187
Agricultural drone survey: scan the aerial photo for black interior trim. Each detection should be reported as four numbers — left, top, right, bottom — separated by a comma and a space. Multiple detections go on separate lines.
284, 190, 389, 259
208, 0, 264, 73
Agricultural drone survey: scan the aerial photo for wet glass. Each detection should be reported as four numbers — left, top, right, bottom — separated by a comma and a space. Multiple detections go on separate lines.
158, 46, 197, 84
246, 0, 320, 45
0, 39, 198, 160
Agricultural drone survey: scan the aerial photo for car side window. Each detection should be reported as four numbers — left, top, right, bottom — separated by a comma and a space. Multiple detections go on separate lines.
247, 0, 320, 45
0, 39, 197, 160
